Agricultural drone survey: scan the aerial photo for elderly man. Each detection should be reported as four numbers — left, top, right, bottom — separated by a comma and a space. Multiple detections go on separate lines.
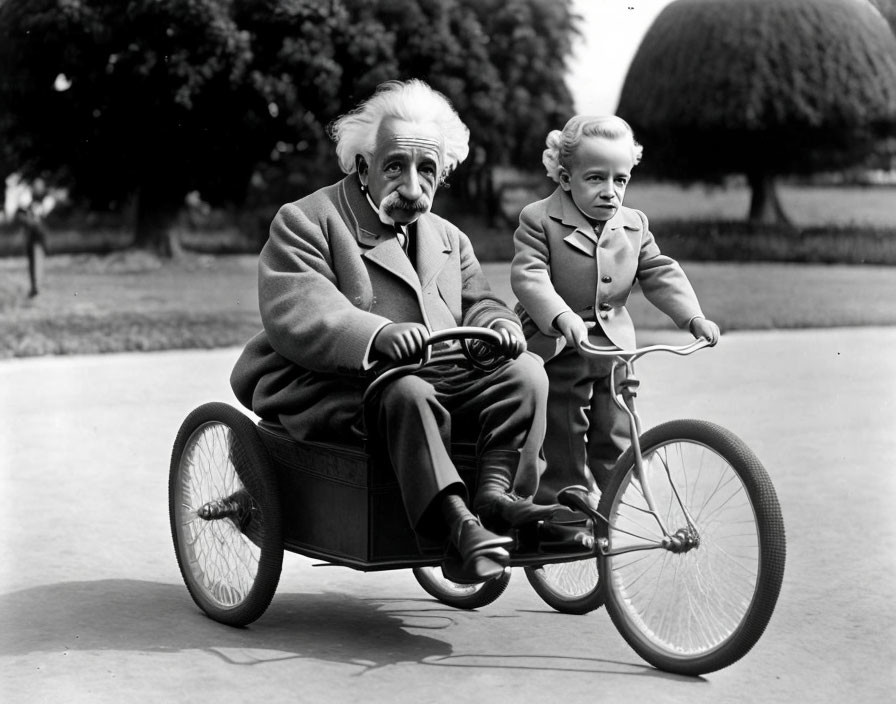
231, 79, 558, 582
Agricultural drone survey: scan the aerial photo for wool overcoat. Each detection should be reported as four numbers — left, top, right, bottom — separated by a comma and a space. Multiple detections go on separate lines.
511, 187, 704, 359
231, 175, 518, 441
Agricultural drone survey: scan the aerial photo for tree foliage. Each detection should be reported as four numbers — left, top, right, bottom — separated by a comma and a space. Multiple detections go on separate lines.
870, 0, 896, 31
617, 0, 896, 224
0, 0, 578, 252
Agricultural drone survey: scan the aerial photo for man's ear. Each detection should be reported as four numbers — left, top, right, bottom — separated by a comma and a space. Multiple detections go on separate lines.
356, 155, 369, 186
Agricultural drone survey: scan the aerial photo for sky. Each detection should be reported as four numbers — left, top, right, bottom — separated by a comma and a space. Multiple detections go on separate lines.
567, 0, 674, 114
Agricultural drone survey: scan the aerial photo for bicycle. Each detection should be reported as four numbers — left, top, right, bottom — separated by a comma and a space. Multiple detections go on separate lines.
168, 327, 785, 675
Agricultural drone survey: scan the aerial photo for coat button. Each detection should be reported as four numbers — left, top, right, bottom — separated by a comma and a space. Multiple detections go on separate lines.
601, 275, 612, 283
598, 302, 612, 311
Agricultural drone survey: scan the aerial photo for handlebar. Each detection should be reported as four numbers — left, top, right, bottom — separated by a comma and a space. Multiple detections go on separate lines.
577, 336, 714, 365
363, 328, 714, 405
424, 325, 504, 352
363, 326, 506, 404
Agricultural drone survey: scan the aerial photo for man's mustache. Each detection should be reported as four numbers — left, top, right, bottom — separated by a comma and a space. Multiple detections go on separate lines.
382, 192, 432, 214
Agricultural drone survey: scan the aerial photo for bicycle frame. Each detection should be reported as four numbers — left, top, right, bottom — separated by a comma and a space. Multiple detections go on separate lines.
577, 337, 713, 556
361, 326, 715, 558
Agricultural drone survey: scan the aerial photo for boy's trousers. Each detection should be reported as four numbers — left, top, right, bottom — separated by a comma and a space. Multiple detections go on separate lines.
534, 343, 630, 503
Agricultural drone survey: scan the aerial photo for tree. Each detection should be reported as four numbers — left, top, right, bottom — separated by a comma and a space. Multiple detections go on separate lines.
0, 0, 350, 255
870, 0, 896, 31
616, 0, 896, 225
465, 0, 579, 170
335, 0, 578, 210
0, 0, 579, 253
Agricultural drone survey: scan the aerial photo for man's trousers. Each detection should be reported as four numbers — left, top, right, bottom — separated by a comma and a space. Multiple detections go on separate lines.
374, 351, 548, 539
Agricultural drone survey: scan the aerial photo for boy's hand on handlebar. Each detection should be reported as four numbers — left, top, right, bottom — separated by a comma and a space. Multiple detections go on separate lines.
373, 322, 428, 362
554, 311, 590, 349
690, 317, 720, 345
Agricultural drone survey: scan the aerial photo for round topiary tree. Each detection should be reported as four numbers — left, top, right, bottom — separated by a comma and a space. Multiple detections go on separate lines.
617, 0, 896, 225
870, 0, 896, 30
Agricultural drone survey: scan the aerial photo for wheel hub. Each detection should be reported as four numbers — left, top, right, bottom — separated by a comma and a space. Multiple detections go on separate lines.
197, 489, 253, 530
662, 526, 700, 553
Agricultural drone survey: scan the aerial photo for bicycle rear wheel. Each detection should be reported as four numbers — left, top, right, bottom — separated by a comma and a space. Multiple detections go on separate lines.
412, 566, 510, 609
598, 419, 785, 675
169, 402, 283, 627
524, 559, 602, 614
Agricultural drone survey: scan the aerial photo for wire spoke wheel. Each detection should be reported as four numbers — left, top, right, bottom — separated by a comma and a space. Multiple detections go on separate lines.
598, 420, 785, 675
412, 565, 510, 609
524, 559, 602, 614
169, 403, 282, 626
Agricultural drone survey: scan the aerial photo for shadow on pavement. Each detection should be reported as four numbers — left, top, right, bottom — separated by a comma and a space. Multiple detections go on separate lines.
0, 579, 452, 670
0, 579, 699, 681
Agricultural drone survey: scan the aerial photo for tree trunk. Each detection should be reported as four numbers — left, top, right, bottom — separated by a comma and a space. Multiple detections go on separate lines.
747, 171, 790, 226
134, 184, 184, 258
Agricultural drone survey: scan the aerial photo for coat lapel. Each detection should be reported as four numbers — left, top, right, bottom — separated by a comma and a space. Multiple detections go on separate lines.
338, 177, 423, 294
414, 216, 452, 290
548, 189, 598, 256
600, 207, 636, 238
363, 236, 422, 293
548, 188, 640, 255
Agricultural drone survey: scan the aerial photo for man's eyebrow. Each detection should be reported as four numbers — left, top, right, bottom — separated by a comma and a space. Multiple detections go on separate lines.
381, 150, 440, 166
381, 150, 409, 163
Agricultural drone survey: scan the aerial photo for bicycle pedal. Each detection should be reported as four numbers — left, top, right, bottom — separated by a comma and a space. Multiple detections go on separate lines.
537, 520, 595, 552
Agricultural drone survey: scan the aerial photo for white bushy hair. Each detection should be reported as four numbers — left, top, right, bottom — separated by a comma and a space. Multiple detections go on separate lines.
542, 115, 643, 183
329, 79, 470, 179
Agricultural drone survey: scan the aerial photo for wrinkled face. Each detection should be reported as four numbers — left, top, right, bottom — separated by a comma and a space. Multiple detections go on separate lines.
560, 135, 634, 222
358, 117, 443, 225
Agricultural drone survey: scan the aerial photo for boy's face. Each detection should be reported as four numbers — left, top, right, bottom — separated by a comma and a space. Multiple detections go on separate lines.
559, 135, 634, 222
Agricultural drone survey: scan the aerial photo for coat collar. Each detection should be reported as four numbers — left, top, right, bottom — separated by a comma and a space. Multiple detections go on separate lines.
546, 187, 640, 241
336, 175, 452, 291
338, 174, 397, 245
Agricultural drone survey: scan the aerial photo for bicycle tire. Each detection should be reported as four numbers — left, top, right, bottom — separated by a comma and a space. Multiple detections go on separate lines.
169, 402, 283, 627
597, 419, 785, 675
412, 566, 511, 609
524, 559, 602, 615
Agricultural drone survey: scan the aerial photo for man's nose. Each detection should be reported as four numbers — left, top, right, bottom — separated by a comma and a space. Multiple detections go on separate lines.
599, 181, 615, 198
399, 167, 424, 200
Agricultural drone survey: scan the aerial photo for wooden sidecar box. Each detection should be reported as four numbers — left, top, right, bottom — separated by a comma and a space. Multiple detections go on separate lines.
257, 423, 478, 570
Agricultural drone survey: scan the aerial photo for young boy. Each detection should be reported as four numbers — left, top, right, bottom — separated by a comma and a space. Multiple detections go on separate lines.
511, 115, 720, 500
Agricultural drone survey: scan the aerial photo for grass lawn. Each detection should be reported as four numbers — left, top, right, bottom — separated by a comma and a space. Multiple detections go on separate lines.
0, 253, 261, 358
623, 181, 896, 228
2, 251, 895, 358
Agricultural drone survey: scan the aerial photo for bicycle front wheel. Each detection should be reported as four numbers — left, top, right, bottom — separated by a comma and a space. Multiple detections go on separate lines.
598, 419, 785, 675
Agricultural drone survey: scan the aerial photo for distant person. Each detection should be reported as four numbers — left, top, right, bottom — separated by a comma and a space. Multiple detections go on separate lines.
511, 115, 720, 500
231, 79, 567, 583
14, 199, 49, 298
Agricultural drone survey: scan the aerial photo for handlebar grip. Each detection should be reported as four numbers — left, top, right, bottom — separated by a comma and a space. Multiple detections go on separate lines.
363, 326, 507, 404
426, 326, 503, 348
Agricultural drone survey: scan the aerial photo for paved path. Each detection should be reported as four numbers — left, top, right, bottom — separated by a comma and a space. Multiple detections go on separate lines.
2, 328, 895, 703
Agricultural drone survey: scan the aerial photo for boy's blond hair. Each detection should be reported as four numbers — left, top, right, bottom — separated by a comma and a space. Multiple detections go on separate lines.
542, 115, 643, 183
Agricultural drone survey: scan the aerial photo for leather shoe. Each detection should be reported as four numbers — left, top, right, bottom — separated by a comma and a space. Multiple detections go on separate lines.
557, 485, 603, 522
451, 518, 513, 579
477, 493, 567, 531
441, 554, 507, 584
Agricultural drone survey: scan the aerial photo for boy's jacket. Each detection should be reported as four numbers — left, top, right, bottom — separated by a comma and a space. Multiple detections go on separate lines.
511, 187, 703, 360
